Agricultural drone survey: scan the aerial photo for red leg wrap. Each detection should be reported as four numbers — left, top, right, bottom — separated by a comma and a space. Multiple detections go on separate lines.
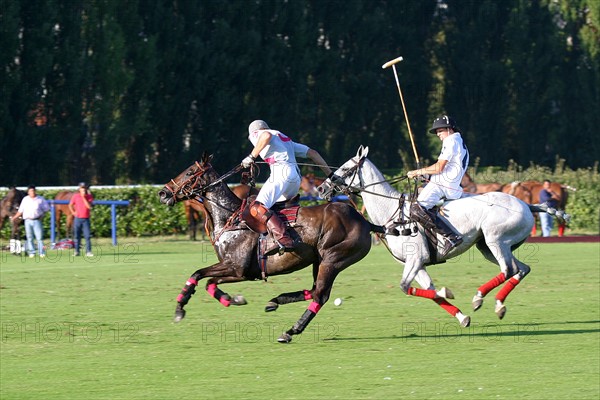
478, 273, 506, 297
433, 298, 459, 317
408, 287, 437, 299
496, 277, 520, 303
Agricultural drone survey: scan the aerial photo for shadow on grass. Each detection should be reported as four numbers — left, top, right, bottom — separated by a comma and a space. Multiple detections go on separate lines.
323, 320, 600, 342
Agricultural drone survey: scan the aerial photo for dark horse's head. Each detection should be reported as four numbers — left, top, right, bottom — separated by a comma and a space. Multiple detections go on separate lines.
1, 187, 26, 218
158, 154, 216, 207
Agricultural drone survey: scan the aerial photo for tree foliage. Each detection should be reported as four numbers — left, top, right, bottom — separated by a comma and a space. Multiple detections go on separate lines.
1, 0, 598, 185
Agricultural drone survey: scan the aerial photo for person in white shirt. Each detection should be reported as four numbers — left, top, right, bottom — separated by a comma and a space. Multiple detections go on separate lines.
13, 185, 50, 258
407, 115, 469, 256
241, 120, 335, 255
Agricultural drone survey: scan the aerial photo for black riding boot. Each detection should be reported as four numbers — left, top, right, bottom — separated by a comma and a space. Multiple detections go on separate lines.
410, 202, 463, 257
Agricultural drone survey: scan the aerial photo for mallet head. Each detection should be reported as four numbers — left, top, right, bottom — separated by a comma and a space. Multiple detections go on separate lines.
382, 56, 404, 69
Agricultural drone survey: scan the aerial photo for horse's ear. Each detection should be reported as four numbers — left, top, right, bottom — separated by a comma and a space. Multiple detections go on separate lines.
357, 145, 369, 159
200, 152, 213, 164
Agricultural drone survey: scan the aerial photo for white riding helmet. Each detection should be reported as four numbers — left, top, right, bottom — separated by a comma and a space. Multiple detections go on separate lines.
248, 120, 270, 135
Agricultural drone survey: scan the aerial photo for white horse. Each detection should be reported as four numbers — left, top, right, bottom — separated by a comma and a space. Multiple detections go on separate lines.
319, 146, 559, 327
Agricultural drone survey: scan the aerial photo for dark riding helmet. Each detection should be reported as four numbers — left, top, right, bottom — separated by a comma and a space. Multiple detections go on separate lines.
429, 115, 458, 134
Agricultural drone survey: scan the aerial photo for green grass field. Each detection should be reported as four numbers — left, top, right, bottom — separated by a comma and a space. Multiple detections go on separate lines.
1, 237, 598, 399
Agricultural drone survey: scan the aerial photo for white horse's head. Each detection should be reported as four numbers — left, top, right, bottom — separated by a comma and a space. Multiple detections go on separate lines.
318, 145, 369, 200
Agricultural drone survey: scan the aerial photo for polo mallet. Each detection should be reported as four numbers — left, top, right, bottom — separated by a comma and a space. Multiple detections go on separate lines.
382, 56, 420, 167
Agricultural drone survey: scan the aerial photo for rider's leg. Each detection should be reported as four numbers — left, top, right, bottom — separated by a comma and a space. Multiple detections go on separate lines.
250, 202, 295, 254
410, 202, 462, 257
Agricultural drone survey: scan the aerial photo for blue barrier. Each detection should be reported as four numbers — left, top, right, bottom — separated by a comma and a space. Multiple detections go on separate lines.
49, 200, 130, 246
299, 195, 350, 202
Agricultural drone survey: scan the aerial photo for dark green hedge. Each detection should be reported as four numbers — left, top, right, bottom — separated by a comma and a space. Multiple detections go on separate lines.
0, 186, 189, 240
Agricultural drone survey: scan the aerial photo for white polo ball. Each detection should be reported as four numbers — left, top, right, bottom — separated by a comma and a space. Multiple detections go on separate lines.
334, 298, 343, 306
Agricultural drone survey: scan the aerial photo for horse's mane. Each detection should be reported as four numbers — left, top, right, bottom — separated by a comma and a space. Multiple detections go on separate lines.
363, 158, 404, 199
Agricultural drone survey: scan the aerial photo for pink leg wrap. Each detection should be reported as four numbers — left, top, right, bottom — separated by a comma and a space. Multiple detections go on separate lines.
496, 277, 520, 303
303, 289, 313, 300
478, 273, 506, 297
206, 283, 231, 307
206, 283, 217, 297
308, 301, 322, 314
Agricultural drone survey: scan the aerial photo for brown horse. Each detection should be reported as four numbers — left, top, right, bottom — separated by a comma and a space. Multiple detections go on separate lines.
503, 180, 568, 236
53, 191, 75, 238
158, 154, 376, 343
300, 173, 326, 199
0, 187, 26, 240
461, 172, 503, 194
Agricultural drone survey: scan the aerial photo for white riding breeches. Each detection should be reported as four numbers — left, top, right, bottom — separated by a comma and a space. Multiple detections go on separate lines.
417, 181, 463, 209
255, 163, 301, 209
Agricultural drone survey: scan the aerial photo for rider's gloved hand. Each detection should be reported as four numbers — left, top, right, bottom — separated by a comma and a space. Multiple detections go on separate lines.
241, 154, 256, 168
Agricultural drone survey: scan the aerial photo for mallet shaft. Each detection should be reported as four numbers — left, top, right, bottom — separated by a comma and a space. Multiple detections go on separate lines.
391, 64, 420, 165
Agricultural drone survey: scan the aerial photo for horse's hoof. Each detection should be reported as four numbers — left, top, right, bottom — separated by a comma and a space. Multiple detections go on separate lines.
472, 294, 484, 311
495, 303, 507, 319
277, 333, 293, 343
231, 295, 247, 306
459, 315, 471, 328
173, 309, 186, 323
437, 287, 455, 299
265, 301, 279, 312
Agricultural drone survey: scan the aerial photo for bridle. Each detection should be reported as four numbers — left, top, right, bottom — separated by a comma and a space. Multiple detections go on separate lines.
329, 157, 410, 199
164, 162, 244, 199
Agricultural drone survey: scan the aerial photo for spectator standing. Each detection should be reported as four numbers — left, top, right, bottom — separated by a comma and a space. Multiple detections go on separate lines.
69, 182, 94, 256
539, 179, 560, 237
12, 185, 50, 258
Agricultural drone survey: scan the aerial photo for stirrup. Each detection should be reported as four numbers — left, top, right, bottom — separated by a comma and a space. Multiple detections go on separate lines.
439, 236, 463, 257
264, 240, 295, 256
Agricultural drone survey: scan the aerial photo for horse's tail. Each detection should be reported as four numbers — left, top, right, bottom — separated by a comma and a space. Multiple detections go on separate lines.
528, 204, 571, 225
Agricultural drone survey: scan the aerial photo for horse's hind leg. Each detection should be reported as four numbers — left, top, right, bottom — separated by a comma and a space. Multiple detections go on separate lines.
277, 266, 337, 344
473, 240, 530, 319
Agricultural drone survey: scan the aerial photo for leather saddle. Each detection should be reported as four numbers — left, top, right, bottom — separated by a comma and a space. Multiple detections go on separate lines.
240, 194, 301, 234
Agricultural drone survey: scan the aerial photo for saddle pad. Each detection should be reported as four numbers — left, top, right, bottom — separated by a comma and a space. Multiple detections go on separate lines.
275, 206, 300, 224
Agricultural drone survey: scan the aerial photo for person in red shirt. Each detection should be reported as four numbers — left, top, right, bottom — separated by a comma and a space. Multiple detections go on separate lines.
68, 182, 94, 256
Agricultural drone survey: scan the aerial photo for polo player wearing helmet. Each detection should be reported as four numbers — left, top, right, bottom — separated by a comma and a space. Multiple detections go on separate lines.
407, 115, 469, 256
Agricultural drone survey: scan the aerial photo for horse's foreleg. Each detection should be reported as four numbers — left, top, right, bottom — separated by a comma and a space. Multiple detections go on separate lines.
205, 277, 248, 307
174, 277, 198, 322
265, 289, 313, 312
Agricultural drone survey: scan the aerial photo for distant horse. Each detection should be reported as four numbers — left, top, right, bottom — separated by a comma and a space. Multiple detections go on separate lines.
0, 187, 26, 240
461, 172, 503, 194
183, 184, 259, 240
300, 174, 326, 199
319, 146, 568, 326
158, 154, 376, 343
502, 180, 569, 236
54, 191, 75, 238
